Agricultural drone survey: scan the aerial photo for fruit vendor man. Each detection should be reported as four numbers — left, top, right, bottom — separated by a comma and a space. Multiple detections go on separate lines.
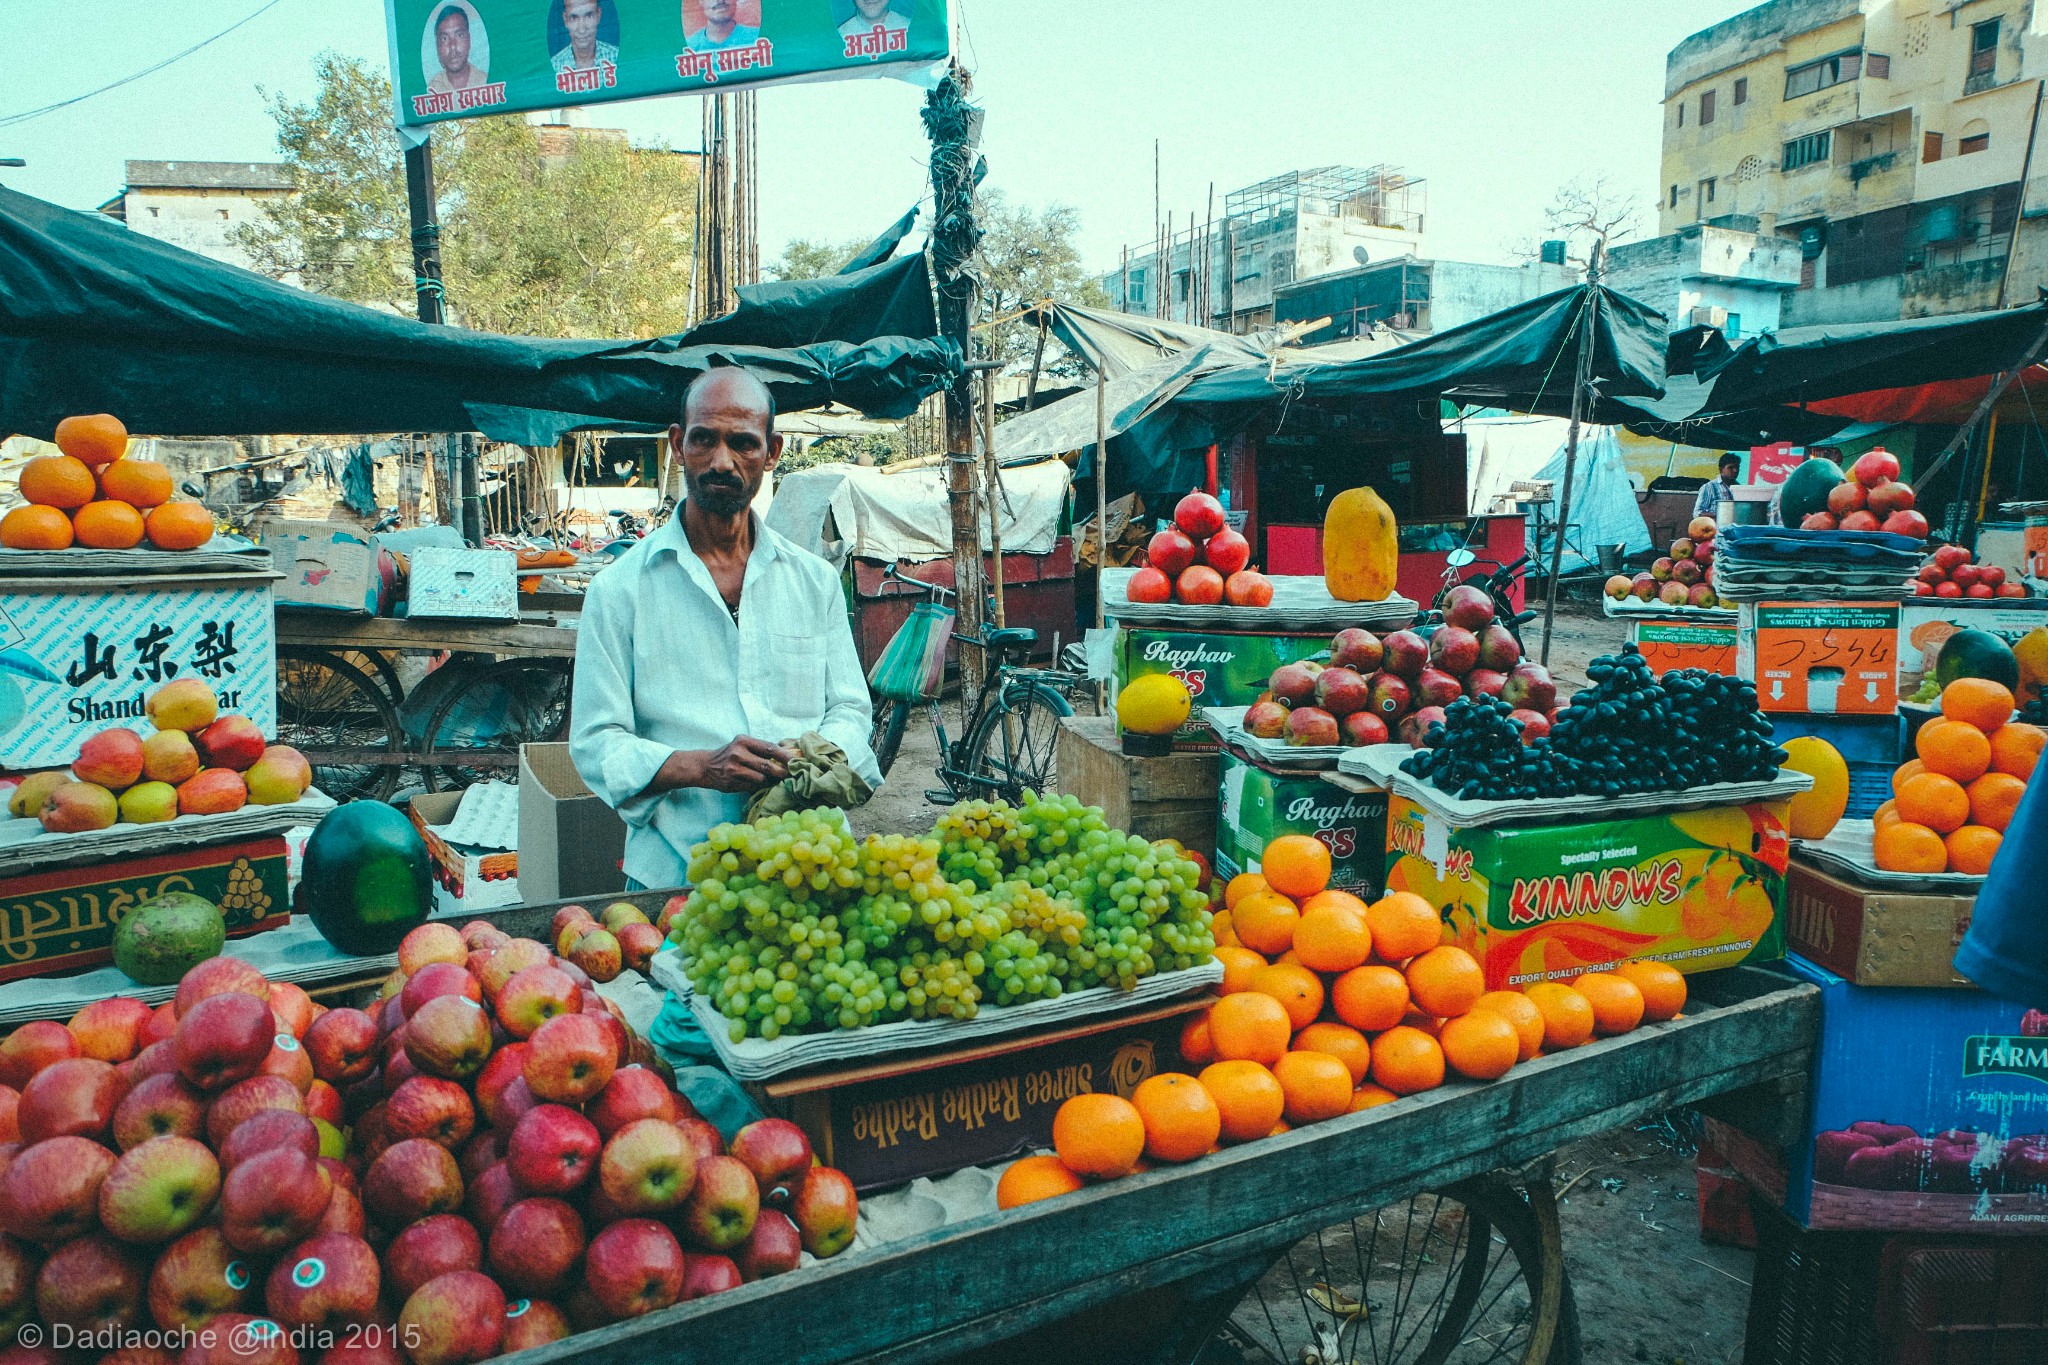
570, 366, 880, 895
570, 368, 879, 1115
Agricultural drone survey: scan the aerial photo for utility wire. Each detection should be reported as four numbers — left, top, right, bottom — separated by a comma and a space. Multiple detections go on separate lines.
0, 0, 289, 130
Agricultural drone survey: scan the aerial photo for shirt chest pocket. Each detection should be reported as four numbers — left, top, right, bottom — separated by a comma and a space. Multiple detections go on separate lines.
763, 631, 826, 719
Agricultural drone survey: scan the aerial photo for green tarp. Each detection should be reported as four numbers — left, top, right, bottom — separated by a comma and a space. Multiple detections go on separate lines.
0, 186, 955, 443
679, 251, 936, 349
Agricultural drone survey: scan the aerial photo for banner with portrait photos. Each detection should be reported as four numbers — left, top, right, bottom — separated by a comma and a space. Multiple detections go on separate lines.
386, 0, 950, 126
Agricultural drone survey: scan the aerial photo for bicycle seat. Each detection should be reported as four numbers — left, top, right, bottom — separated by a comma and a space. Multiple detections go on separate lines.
985, 626, 1036, 653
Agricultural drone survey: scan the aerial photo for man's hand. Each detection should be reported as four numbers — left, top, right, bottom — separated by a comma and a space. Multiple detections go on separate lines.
645, 737, 794, 797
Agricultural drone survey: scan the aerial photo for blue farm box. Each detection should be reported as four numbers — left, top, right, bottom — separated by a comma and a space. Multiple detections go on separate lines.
1748, 954, 2048, 1234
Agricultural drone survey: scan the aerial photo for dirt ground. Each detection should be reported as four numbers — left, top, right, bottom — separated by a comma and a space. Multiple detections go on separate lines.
854, 595, 1761, 1364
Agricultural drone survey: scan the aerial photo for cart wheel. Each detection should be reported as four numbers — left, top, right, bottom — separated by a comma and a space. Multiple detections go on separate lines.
419, 659, 573, 792
337, 649, 405, 708
275, 648, 406, 804
1210, 1174, 1580, 1365
871, 699, 910, 778
961, 680, 1071, 802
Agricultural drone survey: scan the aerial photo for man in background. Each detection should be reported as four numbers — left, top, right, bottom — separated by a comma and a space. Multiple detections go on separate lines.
1693, 452, 1742, 523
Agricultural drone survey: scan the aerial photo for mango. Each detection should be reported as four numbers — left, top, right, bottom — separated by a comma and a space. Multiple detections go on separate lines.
177, 768, 248, 816
40, 781, 118, 833
195, 715, 265, 773
140, 729, 200, 785
244, 745, 312, 806
8, 770, 68, 820
74, 727, 145, 790
117, 781, 179, 825
145, 678, 218, 734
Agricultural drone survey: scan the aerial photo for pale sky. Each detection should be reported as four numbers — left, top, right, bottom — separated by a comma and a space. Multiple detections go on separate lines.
0, 1, 1758, 279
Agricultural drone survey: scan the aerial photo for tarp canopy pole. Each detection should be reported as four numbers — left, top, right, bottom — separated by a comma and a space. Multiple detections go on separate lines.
1542, 254, 1602, 668
1094, 365, 1108, 631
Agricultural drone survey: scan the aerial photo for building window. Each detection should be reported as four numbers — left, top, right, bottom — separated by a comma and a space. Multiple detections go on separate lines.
1701, 90, 1717, 125
1698, 178, 1718, 210
1733, 77, 1748, 105
1670, 184, 1680, 208
1865, 53, 1890, 79
1725, 313, 1742, 340
1677, 101, 1685, 127
1782, 130, 1833, 171
1960, 119, 1991, 155
1968, 19, 2000, 92
1785, 50, 1861, 99
1924, 131, 1944, 163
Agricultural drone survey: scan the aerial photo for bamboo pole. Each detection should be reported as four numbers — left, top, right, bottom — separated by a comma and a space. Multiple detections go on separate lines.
1541, 263, 1602, 667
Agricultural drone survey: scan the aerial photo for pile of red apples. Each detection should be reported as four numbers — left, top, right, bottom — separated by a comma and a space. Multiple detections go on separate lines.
1244, 587, 1559, 749
1125, 493, 1273, 608
0, 908, 857, 1364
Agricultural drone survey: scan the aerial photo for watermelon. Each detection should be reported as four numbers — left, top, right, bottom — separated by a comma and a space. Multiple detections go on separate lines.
1934, 628, 2021, 691
297, 802, 432, 955
1778, 457, 1848, 526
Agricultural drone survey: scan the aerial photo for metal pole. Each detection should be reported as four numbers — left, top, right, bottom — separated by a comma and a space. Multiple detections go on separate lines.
982, 368, 1006, 628
1541, 259, 1602, 667
1094, 372, 1109, 630
403, 141, 445, 325
1024, 317, 1048, 412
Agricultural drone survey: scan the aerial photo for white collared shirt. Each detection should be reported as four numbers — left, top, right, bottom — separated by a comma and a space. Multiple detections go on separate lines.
568, 507, 879, 890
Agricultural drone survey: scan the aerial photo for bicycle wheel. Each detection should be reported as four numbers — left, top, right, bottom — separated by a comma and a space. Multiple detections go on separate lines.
419, 659, 573, 792
870, 699, 910, 778
961, 679, 1072, 802
274, 648, 405, 803
337, 649, 405, 708
1210, 1177, 1580, 1365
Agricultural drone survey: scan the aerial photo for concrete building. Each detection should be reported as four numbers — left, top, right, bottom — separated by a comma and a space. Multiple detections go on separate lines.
96, 161, 295, 270
1105, 166, 1429, 331
1605, 220, 1807, 336
1655, 0, 2047, 324
1271, 255, 1584, 342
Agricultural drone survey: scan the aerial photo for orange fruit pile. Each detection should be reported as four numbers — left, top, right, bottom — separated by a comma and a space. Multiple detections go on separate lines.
1873, 679, 2036, 875
2, 414, 215, 553
1004, 838, 1692, 1209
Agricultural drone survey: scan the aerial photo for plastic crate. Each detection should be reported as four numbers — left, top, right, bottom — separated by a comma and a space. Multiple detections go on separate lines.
1881, 1240, 2048, 1365
1770, 713, 1905, 820
1742, 1199, 1885, 1365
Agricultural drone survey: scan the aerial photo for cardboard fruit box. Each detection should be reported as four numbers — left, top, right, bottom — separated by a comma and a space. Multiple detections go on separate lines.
1215, 744, 1387, 899
1383, 794, 1789, 990
762, 1003, 1198, 1192
0, 836, 289, 984
1720, 955, 2048, 1235
1784, 857, 1973, 988
1117, 627, 1331, 749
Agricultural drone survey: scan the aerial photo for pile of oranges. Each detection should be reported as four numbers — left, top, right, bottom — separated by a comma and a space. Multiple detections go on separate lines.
997, 835, 1689, 1210
1873, 678, 2041, 875
1, 413, 214, 553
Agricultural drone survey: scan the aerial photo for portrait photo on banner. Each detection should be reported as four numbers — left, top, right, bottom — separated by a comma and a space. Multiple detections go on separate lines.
682, 0, 765, 53
832, 0, 911, 41
547, 0, 624, 74
422, 1, 493, 93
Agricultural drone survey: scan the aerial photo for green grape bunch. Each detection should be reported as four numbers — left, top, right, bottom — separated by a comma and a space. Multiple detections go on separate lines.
665, 792, 1217, 1041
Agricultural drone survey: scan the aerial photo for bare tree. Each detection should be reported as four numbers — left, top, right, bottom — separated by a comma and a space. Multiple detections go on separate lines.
1543, 174, 1645, 268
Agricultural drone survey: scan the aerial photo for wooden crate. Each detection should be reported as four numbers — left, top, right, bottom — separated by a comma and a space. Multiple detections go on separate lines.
1055, 716, 1218, 858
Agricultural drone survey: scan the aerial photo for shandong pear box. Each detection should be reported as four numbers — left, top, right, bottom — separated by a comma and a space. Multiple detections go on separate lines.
1383, 795, 1789, 990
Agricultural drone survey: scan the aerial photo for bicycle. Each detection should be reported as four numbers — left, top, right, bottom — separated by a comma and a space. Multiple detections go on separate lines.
866, 564, 1086, 805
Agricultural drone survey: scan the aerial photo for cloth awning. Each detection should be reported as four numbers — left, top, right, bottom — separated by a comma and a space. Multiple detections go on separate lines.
0, 186, 955, 443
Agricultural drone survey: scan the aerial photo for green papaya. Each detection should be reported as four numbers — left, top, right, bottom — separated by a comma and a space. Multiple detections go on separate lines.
296, 802, 432, 955
113, 892, 226, 985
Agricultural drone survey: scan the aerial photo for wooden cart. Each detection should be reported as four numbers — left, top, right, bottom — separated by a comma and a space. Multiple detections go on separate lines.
272, 608, 578, 802
482, 947, 1816, 1365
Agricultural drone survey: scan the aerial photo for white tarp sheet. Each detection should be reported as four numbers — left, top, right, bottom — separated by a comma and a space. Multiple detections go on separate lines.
767, 460, 1071, 566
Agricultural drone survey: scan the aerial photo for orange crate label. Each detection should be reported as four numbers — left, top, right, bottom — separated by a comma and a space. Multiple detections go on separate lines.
1749, 603, 1899, 714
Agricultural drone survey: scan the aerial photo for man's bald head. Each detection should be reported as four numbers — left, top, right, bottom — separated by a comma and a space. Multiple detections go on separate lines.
682, 367, 776, 435
673, 368, 781, 520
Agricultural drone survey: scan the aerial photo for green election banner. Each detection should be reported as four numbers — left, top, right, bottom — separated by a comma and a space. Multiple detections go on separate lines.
387, 0, 950, 126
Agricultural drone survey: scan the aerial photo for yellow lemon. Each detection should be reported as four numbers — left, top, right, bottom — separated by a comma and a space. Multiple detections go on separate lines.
1117, 673, 1193, 736
1780, 736, 1850, 841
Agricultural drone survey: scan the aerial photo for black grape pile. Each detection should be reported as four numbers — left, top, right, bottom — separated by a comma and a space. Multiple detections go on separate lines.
671, 794, 1215, 1041
1400, 644, 1786, 800
2022, 694, 2047, 726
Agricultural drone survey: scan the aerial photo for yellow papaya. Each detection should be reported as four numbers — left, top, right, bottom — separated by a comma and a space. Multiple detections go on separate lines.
1323, 486, 1398, 602
2015, 625, 2048, 706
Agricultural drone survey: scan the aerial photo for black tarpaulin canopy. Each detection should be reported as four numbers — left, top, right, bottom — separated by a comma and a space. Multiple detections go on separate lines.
1169, 284, 1668, 418
0, 186, 956, 443
1694, 300, 2048, 412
